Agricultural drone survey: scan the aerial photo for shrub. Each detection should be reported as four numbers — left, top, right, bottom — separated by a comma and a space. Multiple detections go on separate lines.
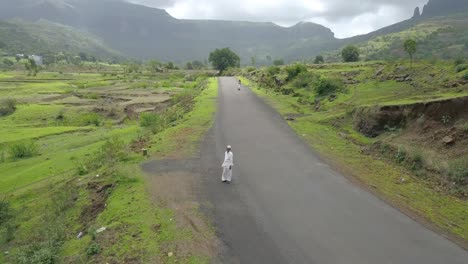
463, 123, 468, 132
97, 136, 129, 167
273, 59, 284, 66
140, 112, 162, 133
285, 63, 307, 82
291, 71, 319, 91
266, 66, 280, 76
172, 90, 195, 112
79, 113, 101, 126
0, 98, 17, 116
455, 64, 468, 73
410, 152, 424, 171
0, 201, 13, 226
86, 243, 101, 256
441, 115, 451, 125
454, 57, 465, 66
395, 146, 407, 163
246, 66, 256, 73
315, 77, 343, 96
463, 72, 468, 81
448, 157, 468, 185
8, 141, 38, 159
314, 55, 324, 64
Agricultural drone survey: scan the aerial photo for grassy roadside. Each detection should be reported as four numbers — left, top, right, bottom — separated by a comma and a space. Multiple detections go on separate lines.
150, 77, 218, 159
60, 77, 219, 263
0, 72, 218, 263
240, 76, 468, 244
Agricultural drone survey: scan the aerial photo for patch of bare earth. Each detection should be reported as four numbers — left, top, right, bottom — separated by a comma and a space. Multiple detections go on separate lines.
148, 170, 219, 261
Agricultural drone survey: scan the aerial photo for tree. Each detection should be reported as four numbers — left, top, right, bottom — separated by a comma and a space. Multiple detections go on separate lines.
404, 39, 417, 68
341, 45, 360, 62
314, 55, 324, 64
208, 48, 240, 73
1, 58, 14, 68
273, 59, 284, 66
24, 58, 39, 76
147, 60, 163, 73
192, 60, 204, 69
165, 61, 176, 70
79, 52, 88, 61
186, 62, 193, 70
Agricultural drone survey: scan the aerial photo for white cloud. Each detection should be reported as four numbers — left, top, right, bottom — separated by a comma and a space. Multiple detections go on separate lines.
128, 0, 429, 38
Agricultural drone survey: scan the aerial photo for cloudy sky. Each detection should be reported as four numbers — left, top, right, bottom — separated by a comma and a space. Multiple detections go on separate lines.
128, 0, 429, 38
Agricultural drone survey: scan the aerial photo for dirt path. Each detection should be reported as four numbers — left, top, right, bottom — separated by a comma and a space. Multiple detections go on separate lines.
196, 77, 467, 263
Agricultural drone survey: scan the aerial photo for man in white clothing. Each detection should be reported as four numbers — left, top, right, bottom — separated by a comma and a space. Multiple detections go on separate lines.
222, 145, 234, 183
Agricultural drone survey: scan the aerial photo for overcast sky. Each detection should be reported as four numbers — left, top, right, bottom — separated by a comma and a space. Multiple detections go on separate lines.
127, 0, 429, 38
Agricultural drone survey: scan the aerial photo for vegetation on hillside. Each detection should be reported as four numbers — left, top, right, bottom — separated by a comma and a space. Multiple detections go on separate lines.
0, 19, 119, 61
0, 65, 218, 263
237, 58, 468, 241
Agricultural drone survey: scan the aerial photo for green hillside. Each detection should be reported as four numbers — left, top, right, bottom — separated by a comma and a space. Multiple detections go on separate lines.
325, 13, 468, 62
0, 19, 119, 60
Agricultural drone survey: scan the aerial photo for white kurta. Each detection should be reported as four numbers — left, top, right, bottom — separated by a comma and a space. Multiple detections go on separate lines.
221, 151, 234, 182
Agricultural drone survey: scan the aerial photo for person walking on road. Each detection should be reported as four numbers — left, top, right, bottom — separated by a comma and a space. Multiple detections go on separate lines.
238, 80, 241, 91
222, 145, 234, 183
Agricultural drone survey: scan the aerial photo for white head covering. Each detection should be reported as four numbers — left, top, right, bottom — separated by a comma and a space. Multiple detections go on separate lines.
227, 145, 232, 149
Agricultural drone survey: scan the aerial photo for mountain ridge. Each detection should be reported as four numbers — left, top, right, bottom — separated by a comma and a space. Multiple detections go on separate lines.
0, 0, 467, 63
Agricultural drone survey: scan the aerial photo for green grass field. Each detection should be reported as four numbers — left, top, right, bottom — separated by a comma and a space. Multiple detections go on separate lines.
0, 68, 217, 263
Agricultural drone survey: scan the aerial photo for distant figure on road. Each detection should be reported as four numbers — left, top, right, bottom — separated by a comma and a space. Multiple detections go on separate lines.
238, 80, 241, 91
222, 145, 234, 183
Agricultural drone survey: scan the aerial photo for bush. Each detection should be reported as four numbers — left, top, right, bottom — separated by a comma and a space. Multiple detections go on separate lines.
79, 113, 101, 126
140, 112, 162, 133
172, 90, 195, 112
454, 57, 465, 66
410, 152, 424, 171
291, 71, 319, 91
285, 63, 307, 82
315, 77, 343, 96
463, 73, 468, 81
455, 64, 468, 73
314, 55, 324, 64
448, 157, 468, 185
266, 66, 280, 76
245, 67, 256, 73
0, 98, 17, 116
395, 146, 407, 163
86, 242, 101, 256
8, 141, 38, 159
273, 59, 284, 66
97, 136, 129, 167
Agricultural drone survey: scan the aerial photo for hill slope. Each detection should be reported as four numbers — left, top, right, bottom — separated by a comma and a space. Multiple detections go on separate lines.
0, 0, 336, 63
0, 0, 467, 63
0, 19, 120, 59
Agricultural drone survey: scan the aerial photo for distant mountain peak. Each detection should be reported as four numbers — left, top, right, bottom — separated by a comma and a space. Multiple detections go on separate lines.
422, 0, 468, 17
412, 6, 421, 19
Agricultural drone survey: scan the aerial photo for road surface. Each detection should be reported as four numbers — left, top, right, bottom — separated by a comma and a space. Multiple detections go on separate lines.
199, 77, 467, 264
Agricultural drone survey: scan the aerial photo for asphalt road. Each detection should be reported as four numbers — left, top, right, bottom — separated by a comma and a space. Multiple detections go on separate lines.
199, 77, 467, 264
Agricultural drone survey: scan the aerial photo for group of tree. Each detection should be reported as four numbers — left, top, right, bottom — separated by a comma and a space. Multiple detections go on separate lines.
24, 58, 40, 76
185, 60, 206, 70
340, 39, 417, 66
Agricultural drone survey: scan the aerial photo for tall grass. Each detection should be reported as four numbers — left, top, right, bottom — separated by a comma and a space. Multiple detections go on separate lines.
8, 141, 38, 159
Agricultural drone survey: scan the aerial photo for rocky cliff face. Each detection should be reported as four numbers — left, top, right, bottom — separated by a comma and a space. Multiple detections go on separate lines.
421, 0, 468, 17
